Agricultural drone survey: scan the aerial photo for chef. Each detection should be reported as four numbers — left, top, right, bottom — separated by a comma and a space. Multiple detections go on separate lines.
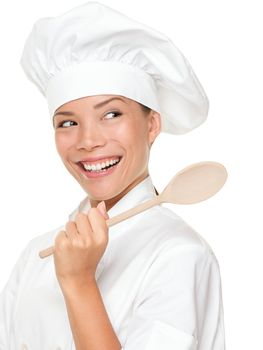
0, 2, 225, 349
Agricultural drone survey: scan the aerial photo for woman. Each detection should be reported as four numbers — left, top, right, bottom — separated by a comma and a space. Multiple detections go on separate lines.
0, 2, 225, 350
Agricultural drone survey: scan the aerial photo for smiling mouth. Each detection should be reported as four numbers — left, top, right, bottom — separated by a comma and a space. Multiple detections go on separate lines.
78, 156, 122, 173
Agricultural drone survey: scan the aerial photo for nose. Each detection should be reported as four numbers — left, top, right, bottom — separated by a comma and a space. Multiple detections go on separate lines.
76, 121, 107, 151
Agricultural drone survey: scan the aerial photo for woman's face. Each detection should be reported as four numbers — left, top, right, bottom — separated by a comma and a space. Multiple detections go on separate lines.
53, 95, 161, 210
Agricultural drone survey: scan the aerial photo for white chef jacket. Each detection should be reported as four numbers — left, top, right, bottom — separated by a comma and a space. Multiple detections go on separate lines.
0, 175, 225, 350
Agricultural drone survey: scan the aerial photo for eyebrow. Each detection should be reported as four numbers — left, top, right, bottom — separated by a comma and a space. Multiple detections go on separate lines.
53, 96, 127, 119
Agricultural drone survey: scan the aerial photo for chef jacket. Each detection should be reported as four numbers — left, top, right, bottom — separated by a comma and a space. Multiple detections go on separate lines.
0, 175, 225, 349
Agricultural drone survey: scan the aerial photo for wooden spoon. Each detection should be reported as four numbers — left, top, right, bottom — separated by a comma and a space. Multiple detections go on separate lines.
39, 161, 227, 258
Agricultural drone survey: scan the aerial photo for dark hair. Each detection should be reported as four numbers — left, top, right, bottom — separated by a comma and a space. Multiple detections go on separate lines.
139, 103, 151, 115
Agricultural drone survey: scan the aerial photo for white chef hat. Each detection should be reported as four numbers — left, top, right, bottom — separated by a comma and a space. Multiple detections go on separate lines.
20, 1, 209, 134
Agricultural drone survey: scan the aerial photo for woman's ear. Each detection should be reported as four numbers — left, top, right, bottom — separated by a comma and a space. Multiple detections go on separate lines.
148, 111, 161, 146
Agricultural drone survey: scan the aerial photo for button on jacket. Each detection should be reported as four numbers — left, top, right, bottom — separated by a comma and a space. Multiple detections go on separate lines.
0, 176, 225, 349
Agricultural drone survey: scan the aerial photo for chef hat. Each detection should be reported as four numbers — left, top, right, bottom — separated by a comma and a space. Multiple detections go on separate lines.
20, 1, 209, 134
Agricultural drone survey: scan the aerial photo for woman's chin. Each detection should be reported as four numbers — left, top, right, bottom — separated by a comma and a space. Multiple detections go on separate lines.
83, 186, 120, 203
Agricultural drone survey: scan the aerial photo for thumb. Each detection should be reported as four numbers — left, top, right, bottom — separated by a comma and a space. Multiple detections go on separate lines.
97, 201, 109, 220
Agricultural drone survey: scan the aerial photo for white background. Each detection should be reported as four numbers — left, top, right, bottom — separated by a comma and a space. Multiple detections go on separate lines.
0, 0, 262, 348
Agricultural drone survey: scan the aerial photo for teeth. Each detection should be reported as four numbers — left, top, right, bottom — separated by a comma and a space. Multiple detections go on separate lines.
83, 158, 120, 171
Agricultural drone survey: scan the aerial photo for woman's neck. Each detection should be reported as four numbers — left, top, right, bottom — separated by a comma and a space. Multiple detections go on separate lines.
90, 172, 149, 212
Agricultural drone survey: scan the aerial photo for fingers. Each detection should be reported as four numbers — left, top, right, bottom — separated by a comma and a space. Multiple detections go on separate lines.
86, 207, 108, 244
65, 220, 80, 242
75, 201, 108, 237
55, 220, 81, 245
74, 212, 92, 240
56, 201, 108, 248
97, 201, 109, 220
54, 229, 69, 252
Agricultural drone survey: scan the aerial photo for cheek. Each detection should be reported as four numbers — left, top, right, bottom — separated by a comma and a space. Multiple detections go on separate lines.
114, 121, 149, 162
55, 133, 73, 157
113, 118, 147, 144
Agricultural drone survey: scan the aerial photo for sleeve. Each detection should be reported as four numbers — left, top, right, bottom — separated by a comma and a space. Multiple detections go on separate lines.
0, 241, 32, 349
120, 243, 225, 350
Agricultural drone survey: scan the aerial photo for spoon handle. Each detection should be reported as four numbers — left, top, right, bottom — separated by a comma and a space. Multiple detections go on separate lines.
106, 196, 160, 226
39, 196, 160, 259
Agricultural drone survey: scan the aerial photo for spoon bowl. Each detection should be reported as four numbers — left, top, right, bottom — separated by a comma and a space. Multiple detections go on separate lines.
160, 161, 227, 204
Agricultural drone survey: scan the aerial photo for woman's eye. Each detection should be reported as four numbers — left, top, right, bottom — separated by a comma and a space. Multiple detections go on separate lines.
104, 111, 122, 120
57, 120, 76, 128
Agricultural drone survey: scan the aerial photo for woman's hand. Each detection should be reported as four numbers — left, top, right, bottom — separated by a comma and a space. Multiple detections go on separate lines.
53, 201, 109, 291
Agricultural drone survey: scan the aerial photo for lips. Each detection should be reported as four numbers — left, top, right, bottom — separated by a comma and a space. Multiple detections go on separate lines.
78, 156, 122, 169
76, 156, 123, 178
79, 155, 122, 164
